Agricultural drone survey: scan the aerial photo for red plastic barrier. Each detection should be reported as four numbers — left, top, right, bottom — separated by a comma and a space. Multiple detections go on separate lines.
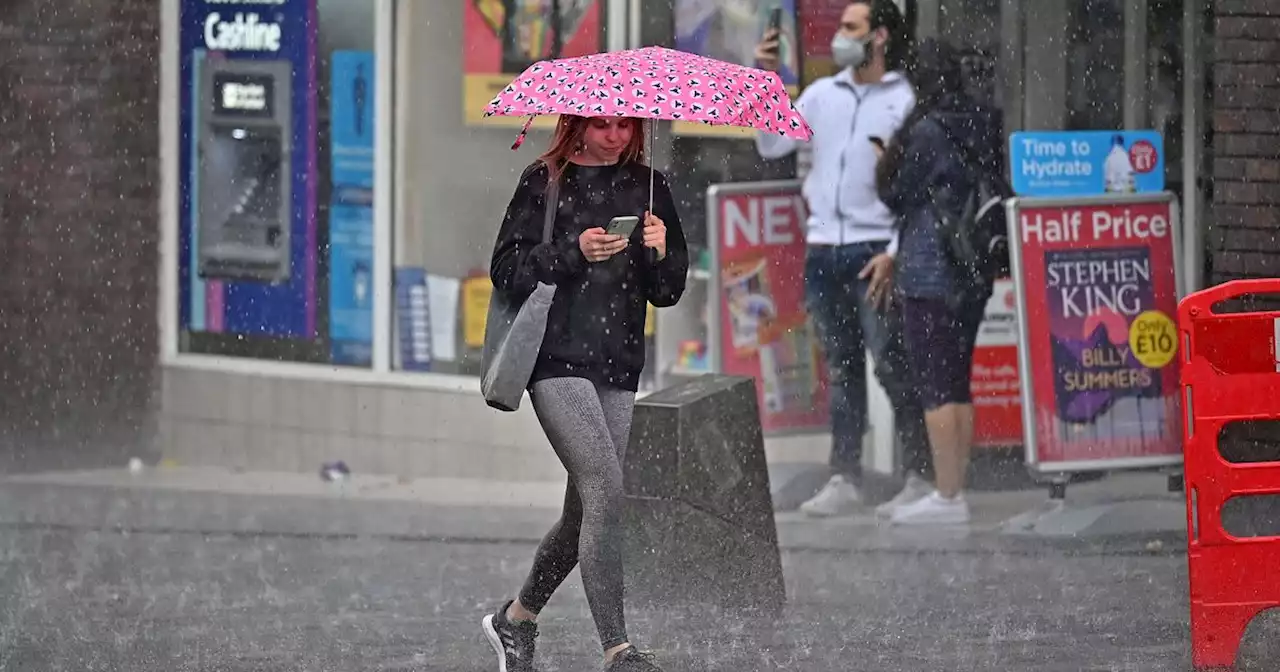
1179, 279, 1280, 670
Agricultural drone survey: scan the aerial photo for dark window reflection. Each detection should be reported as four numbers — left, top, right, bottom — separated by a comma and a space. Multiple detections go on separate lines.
1068, 0, 1124, 130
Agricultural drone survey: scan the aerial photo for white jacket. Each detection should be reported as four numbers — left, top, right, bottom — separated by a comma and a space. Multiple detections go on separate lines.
756, 69, 915, 251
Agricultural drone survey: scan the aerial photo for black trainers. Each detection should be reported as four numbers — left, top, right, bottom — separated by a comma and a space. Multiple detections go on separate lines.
606, 646, 663, 672
481, 600, 539, 672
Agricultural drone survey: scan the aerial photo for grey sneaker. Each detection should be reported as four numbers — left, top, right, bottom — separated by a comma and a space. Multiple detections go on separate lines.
481, 600, 539, 672
606, 646, 663, 672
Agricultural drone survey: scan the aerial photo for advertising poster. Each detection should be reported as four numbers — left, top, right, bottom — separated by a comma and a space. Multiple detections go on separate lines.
709, 181, 828, 434
462, 275, 493, 350
796, 0, 846, 85
1009, 130, 1165, 198
673, 0, 799, 137
178, 0, 319, 338
328, 51, 375, 366
1009, 193, 1183, 471
971, 278, 1023, 448
463, 0, 602, 128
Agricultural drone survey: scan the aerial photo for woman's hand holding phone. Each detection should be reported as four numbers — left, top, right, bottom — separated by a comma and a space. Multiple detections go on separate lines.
579, 228, 628, 263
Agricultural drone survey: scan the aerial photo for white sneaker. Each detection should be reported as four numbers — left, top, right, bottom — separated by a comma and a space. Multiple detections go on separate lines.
875, 472, 933, 518
890, 491, 971, 526
799, 475, 863, 517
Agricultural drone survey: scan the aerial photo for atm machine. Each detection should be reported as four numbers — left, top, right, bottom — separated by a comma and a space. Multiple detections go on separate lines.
196, 59, 293, 284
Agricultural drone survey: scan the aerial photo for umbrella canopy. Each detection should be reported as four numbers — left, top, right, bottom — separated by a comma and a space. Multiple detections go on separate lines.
484, 45, 813, 144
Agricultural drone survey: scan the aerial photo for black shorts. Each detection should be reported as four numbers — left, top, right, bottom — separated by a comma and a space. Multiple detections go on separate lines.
901, 296, 985, 410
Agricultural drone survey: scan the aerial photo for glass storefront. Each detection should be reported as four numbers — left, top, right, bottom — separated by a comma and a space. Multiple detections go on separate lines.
169, 0, 1213, 385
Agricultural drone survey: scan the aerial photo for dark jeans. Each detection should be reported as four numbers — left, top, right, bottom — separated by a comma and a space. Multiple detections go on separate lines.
805, 242, 932, 480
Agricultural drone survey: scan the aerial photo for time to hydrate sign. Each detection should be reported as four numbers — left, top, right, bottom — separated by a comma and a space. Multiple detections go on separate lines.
1008, 192, 1183, 473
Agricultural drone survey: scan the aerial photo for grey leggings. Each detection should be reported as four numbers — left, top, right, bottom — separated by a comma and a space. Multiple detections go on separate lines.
519, 376, 636, 651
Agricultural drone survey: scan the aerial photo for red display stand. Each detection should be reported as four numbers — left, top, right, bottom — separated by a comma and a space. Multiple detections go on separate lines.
1179, 279, 1280, 670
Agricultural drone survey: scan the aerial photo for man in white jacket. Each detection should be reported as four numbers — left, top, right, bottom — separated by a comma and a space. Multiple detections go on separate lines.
755, 0, 932, 516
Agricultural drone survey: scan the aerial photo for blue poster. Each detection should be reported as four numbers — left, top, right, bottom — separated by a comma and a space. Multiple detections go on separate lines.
1009, 130, 1165, 197
328, 51, 376, 365
394, 268, 432, 372
330, 51, 375, 189
178, 0, 319, 338
329, 204, 373, 364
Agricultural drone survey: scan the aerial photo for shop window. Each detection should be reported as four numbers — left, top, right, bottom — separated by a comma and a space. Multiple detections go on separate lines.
177, 0, 376, 366
392, 1, 616, 378
1066, 0, 1125, 131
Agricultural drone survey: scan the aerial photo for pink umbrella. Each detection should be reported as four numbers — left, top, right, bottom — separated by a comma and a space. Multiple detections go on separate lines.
483, 45, 813, 210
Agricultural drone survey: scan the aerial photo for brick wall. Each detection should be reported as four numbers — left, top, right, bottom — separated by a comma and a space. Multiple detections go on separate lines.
0, 0, 160, 470
1211, 2, 1280, 283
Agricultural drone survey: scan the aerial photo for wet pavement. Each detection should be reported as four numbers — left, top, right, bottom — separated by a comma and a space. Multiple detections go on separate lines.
0, 475, 1275, 671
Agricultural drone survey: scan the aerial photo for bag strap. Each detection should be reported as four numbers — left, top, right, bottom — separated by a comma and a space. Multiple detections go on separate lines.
541, 173, 560, 245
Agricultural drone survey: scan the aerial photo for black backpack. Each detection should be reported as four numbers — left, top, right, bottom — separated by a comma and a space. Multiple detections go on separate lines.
930, 120, 1014, 295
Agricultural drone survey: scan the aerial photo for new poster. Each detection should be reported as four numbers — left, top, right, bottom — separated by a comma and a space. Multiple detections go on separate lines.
708, 181, 828, 434
1009, 193, 1183, 472
463, 0, 602, 128
674, 0, 799, 137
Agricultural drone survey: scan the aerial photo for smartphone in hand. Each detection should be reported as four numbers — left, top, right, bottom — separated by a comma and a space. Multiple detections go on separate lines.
606, 215, 640, 238
765, 7, 783, 54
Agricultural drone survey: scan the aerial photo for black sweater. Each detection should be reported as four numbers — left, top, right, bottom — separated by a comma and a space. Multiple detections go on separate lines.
490, 160, 689, 392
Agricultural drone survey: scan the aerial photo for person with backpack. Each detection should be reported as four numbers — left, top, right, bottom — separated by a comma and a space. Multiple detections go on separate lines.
874, 38, 1007, 525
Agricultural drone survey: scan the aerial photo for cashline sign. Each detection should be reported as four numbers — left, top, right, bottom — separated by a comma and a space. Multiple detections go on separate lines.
178, 0, 318, 339
204, 11, 284, 52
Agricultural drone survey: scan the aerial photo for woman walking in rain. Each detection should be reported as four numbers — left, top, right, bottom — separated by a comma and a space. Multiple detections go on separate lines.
481, 113, 688, 672
875, 39, 1004, 525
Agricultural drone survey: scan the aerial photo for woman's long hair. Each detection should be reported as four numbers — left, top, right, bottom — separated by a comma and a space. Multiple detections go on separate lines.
876, 38, 963, 198
538, 115, 647, 182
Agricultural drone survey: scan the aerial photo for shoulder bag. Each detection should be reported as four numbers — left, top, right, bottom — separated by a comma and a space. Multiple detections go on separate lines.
479, 173, 560, 412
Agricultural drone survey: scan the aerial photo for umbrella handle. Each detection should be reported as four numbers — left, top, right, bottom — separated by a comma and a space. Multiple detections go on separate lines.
648, 119, 657, 265
648, 118, 655, 216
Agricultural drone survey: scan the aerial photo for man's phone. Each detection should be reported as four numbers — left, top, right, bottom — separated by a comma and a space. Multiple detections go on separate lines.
606, 215, 640, 238
764, 7, 783, 54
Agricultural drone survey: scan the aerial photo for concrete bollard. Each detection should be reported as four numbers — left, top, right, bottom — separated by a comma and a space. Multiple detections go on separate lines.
621, 374, 785, 617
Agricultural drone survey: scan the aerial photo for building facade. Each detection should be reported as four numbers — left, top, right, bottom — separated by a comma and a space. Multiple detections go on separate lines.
0, 0, 160, 472
3, 0, 1276, 478
1209, 1, 1280, 285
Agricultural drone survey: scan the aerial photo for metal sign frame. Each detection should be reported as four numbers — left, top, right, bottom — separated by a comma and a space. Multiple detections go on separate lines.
1006, 190, 1185, 475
